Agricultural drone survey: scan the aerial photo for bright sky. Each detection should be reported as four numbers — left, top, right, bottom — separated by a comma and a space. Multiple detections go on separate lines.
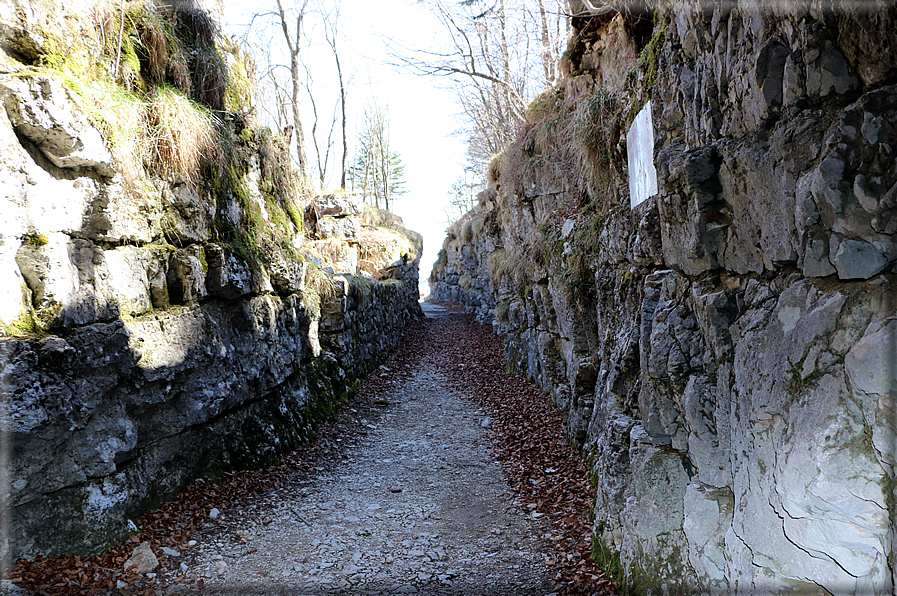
223, 0, 469, 295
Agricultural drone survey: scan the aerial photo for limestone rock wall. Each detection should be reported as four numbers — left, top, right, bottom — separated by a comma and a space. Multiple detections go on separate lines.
2, 278, 419, 560
431, 2, 896, 593
0, 1, 422, 560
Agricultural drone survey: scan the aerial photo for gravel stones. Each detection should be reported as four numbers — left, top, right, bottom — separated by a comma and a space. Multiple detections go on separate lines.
174, 361, 555, 594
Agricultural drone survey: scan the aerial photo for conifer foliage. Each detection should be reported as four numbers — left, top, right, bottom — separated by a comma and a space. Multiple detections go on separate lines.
349, 103, 407, 211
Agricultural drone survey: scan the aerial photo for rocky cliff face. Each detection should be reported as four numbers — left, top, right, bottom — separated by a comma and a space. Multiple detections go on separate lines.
431, 1, 896, 593
0, 0, 422, 560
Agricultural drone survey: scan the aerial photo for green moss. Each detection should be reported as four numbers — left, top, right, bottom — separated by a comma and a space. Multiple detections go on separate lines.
2, 307, 51, 338
344, 275, 377, 302
591, 539, 627, 592
590, 538, 672, 596
222, 38, 255, 113
198, 246, 208, 273
495, 301, 510, 322
637, 18, 670, 91
21, 231, 49, 247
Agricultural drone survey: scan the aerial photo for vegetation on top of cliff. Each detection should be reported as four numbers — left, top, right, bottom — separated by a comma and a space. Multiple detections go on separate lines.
5, 2, 402, 324
147, 85, 221, 187
360, 206, 423, 261
477, 79, 629, 300
301, 262, 341, 316
22, 2, 252, 196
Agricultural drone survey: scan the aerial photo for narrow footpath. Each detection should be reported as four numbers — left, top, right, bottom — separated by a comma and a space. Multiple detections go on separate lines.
10, 304, 612, 596
178, 304, 553, 594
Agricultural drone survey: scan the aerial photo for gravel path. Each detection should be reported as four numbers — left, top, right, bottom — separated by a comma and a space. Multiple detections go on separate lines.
174, 303, 556, 595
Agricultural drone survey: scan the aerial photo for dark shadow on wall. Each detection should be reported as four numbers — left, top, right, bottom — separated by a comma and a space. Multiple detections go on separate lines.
0, 286, 370, 560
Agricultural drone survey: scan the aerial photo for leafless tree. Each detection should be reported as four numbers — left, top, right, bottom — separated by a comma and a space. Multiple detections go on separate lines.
351, 101, 406, 211
273, 0, 311, 179
397, 0, 568, 175
301, 61, 339, 188
322, 3, 348, 189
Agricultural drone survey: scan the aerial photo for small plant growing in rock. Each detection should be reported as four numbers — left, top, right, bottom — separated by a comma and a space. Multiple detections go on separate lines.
21, 231, 49, 247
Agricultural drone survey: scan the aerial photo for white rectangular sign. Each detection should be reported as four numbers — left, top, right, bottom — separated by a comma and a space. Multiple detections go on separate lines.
626, 101, 658, 208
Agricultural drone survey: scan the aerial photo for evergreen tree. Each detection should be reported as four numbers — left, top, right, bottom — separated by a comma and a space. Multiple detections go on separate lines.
350, 104, 407, 211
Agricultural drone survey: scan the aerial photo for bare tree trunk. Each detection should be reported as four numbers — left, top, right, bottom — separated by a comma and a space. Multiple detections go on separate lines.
363, 151, 373, 206
537, 0, 553, 84
336, 48, 347, 190
498, 0, 513, 132
303, 65, 338, 188
323, 7, 348, 190
306, 79, 323, 188
276, 0, 310, 180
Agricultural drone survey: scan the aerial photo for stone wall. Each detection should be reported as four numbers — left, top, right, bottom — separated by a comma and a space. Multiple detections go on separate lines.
0, 1, 422, 560
2, 275, 420, 560
431, 2, 895, 593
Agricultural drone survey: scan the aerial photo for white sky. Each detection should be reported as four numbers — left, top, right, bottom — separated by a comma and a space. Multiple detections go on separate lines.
223, 0, 469, 295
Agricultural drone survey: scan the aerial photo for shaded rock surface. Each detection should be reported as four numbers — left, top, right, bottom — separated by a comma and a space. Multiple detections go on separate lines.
0, 2, 423, 562
431, 2, 896, 593
2, 262, 422, 561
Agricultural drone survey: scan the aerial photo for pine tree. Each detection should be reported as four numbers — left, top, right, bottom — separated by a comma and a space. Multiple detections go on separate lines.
350, 104, 407, 212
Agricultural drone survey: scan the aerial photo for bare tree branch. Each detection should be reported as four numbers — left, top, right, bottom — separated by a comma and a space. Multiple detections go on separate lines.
274, 0, 311, 179
397, 0, 567, 176
322, 2, 348, 189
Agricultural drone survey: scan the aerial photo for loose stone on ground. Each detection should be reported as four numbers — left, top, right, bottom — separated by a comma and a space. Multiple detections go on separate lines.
172, 304, 556, 595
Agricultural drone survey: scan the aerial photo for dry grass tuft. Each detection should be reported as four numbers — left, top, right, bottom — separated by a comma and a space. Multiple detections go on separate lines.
487, 150, 505, 188
304, 262, 340, 300
137, 11, 172, 82
309, 238, 347, 267
358, 226, 415, 263
166, 49, 191, 95
146, 86, 220, 186
493, 85, 621, 202
524, 86, 565, 123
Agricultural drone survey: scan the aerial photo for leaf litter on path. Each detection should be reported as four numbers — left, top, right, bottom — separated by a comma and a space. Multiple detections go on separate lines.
7, 302, 614, 595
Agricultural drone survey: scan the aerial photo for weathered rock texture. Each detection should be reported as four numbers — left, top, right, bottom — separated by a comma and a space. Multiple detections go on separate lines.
431, 1, 896, 593
0, 0, 422, 560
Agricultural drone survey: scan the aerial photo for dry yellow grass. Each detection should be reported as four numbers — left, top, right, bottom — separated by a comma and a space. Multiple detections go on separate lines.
146, 86, 220, 186
310, 238, 347, 266
304, 262, 340, 300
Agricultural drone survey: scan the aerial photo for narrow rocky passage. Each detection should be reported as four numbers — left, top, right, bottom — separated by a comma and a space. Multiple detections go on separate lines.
167, 303, 584, 595
10, 304, 611, 595
172, 303, 555, 595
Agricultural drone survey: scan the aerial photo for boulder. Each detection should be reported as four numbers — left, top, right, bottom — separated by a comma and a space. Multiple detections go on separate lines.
161, 184, 215, 244
0, 77, 114, 177
309, 192, 363, 217
316, 216, 360, 241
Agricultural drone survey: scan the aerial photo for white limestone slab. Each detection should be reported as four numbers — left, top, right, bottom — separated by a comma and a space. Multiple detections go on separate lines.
627, 101, 658, 208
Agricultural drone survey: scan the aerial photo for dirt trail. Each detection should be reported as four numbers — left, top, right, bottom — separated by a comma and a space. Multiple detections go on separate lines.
174, 303, 557, 595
